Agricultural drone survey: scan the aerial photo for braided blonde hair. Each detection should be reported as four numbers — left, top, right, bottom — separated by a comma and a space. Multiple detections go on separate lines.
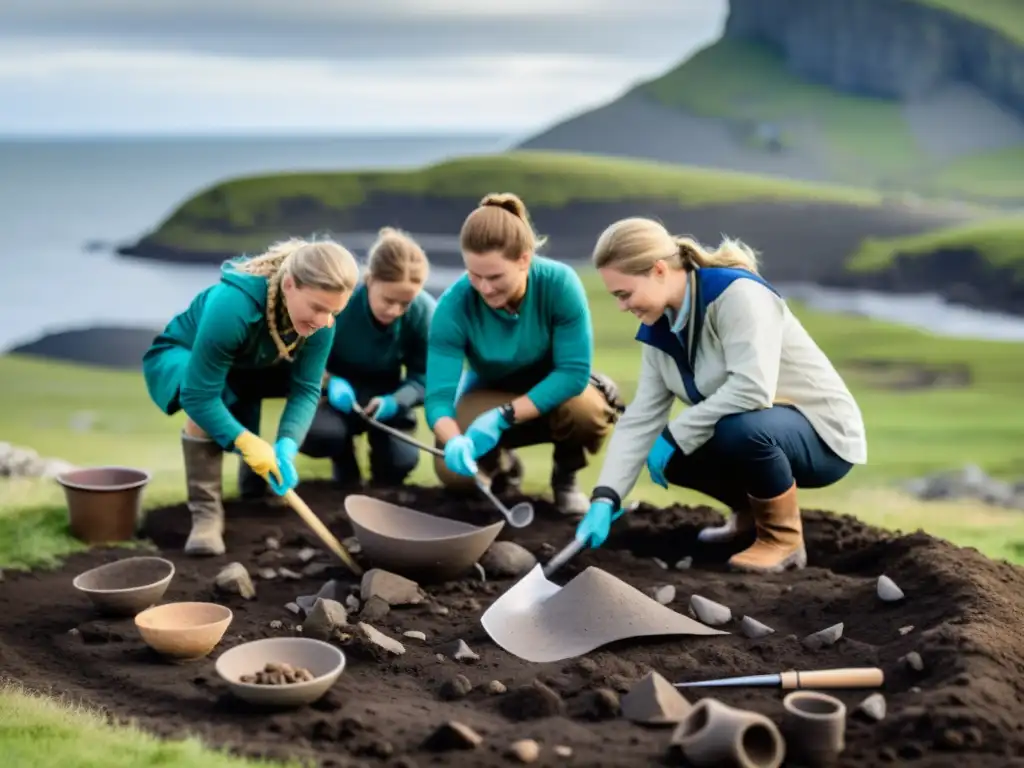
234, 237, 360, 361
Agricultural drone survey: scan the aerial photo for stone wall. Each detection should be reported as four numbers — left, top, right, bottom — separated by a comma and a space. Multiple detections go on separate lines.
726, 0, 1024, 116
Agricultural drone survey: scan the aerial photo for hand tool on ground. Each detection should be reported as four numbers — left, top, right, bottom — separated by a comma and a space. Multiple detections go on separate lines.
542, 500, 640, 578
282, 489, 363, 576
673, 666, 884, 690
352, 403, 534, 528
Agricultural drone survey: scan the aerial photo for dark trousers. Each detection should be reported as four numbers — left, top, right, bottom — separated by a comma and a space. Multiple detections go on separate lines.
663, 405, 853, 505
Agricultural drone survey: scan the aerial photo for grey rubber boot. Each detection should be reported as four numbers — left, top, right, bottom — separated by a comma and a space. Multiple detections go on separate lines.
181, 431, 226, 556
551, 464, 590, 517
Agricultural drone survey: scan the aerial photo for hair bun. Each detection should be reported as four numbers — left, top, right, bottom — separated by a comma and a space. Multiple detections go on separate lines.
480, 192, 526, 220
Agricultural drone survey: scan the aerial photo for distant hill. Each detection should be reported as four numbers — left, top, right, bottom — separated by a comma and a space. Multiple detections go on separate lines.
518, 0, 1024, 206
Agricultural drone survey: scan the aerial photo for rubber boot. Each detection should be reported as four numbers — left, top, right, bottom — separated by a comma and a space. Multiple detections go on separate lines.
551, 463, 590, 517
697, 507, 755, 543
181, 432, 226, 556
728, 482, 807, 573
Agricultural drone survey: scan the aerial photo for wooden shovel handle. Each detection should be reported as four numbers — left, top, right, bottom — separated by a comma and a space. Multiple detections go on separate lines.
780, 667, 884, 690
283, 489, 363, 576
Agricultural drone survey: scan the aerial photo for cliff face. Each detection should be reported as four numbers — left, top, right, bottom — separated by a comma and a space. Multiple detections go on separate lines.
726, 0, 1024, 116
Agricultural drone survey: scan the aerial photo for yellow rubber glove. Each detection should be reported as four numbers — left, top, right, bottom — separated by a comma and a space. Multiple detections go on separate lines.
233, 431, 284, 487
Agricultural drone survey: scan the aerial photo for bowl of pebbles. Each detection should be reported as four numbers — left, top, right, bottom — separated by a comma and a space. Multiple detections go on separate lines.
215, 637, 346, 707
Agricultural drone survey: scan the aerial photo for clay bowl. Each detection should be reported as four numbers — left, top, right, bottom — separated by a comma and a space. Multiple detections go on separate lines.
215, 637, 346, 708
57, 466, 152, 544
134, 602, 233, 662
72, 556, 175, 616
344, 494, 504, 582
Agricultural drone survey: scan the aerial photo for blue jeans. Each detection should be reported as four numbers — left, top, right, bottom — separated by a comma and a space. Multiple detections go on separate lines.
664, 405, 853, 504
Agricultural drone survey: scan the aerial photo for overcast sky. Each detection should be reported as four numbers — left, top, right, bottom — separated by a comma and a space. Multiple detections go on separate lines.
0, 0, 727, 136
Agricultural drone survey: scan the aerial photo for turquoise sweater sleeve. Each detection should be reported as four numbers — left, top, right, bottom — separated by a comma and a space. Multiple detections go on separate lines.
393, 292, 436, 409
277, 323, 335, 445
179, 286, 252, 450
524, 266, 593, 412
424, 291, 467, 428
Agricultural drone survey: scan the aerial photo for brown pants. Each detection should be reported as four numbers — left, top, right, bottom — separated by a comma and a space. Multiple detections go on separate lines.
434, 383, 617, 490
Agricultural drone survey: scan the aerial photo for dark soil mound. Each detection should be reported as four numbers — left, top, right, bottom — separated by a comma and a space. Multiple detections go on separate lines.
1, 481, 1022, 767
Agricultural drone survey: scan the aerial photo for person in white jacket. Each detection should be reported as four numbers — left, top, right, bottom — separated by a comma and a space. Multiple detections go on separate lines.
575, 217, 867, 573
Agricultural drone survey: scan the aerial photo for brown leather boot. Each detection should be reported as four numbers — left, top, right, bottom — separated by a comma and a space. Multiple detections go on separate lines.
181, 432, 226, 556
696, 507, 755, 544
728, 483, 807, 573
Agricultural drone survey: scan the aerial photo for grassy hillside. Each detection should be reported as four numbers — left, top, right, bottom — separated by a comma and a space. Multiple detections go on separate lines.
849, 216, 1024, 275
142, 150, 881, 256
915, 0, 1024, 43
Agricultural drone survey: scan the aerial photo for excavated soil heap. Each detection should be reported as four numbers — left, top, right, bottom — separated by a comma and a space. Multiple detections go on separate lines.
1, 480, 1023, 767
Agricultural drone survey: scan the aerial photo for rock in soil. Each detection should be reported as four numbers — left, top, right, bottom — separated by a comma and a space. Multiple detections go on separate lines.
3, 480, 1024, 767
689, 594, 731, 625
507, 739, 540, 763
479, 541, 537, 577
739, 615, 775, 639
214, 562, 255, 599
423, 721, 482, 751
360, 569, 423, 605
619, 671, 692, 725
303, 598, 348, 640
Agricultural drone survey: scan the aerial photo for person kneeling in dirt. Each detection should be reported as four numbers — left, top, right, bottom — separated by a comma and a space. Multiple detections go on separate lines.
142, 238, 360, 556
575, 217, 867, 573
238, 228, 436, 495
424, 192, 625, 516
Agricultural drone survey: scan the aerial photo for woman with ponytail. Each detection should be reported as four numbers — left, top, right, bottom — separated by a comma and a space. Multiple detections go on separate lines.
143, 237, 360, 556
575, 217, 866, 573
425, 193, 624, 515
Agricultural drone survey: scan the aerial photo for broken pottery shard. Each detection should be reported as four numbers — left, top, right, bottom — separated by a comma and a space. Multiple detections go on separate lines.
620, 671, 693, 725
646, 585, 676, 605
739, 616, 775, 639
356, 622, 405, 655
436, 639, 480, 662
507, 739, 540, 764
689, 595, 732, 626
214, 563, 255, 599
303, 598, 348, 640
360, 569, 423, 606
480, 541, 537, 578
803, 622, 844, 650
423, 721, 482, 751
877, 575, 905, 602
857, 692, 887, 722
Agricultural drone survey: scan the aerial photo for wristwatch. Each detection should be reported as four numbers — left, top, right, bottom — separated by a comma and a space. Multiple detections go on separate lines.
498, 402, 516, 427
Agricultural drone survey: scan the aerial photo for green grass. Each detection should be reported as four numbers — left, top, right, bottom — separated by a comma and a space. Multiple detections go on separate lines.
5, 268, 1024, 765
145, 150, 881, 255
921, 147, 1024, 201
912, 0, 1024, 44
849, 216, 1024, 277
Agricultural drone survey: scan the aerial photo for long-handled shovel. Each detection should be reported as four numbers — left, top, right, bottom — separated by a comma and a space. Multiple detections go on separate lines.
352, 403, 535, 528
281, 488, 363, 576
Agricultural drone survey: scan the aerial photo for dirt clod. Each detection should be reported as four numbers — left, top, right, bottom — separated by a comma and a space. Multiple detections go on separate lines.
501, 680, 564, 721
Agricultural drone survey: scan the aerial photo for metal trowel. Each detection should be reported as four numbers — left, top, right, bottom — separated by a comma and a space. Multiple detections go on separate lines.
542, 501, 638, 577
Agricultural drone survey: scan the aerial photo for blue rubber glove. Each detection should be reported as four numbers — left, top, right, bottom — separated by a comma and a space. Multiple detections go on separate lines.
465, 406, 512, 456
268, 437, 299, 495
367, 394, 399, 423
327, 376, 356, 414
576, 498, 627, 549
443, 434, 478, 477
646, 432, 677, 489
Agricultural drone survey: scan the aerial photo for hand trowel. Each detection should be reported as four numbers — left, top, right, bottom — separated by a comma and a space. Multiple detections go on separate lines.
542, 501, 638, 577
674, 667, 884, 690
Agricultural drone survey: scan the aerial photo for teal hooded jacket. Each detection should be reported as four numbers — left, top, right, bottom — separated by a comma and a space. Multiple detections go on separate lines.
142, 259, 335, 450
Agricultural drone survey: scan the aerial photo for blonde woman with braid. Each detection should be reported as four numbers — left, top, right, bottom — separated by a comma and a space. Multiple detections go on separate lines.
575, 218, 866, 573
143, 238, 360, 556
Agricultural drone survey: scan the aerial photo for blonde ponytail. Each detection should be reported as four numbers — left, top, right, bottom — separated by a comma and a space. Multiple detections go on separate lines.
675, 236, 760, 275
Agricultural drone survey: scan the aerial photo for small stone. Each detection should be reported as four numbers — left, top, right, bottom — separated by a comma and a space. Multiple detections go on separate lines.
620, 671, 693, 725
500, 680, 565, 721
803, 622, 844, 650
422, 721, 482, 751
214, 562, 256, 599
297, 547, 319, 563
877, 575, 905, 602
689, 595, 731, 626
899, 625, 915, 636
480, 541, 537, 577
507, 739, 540, 764
646, 585, 676, 605
554, 745, 572, 758
652, 557, 668, 569
436, 639, 480, 662
439, 674, 473, 701
264, 536, 281, 551
304, 598, 348, 640
277, 568, 302, 580
674, 557, 692, 570
302, 562, 331, 579
429, 602, 450, 616
342, 536, 362, 555
487, 680, 507, 695
903, 651, 925, 672
284, 602, 301, 615
857, 693, 886, 721
345, 595, 361, 612
355, 623, 405, 656
269, 620, 283, 630
67, 628, 80, 637
360, 569, 423, 605
403, 630, 427, 641
910, 686, 921, 693
739, 616, 775, 639
359, 595, 390, 622
258, 567, 277, 580
473, 562, 486, 581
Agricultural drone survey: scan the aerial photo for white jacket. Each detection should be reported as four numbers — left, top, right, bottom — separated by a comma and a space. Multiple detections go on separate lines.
594, 266, 867, 502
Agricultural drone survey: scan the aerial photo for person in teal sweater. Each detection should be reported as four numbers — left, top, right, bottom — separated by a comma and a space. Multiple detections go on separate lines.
425, 193, 625, 515
142, 237, 360, 556
237, 228, 436, 493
